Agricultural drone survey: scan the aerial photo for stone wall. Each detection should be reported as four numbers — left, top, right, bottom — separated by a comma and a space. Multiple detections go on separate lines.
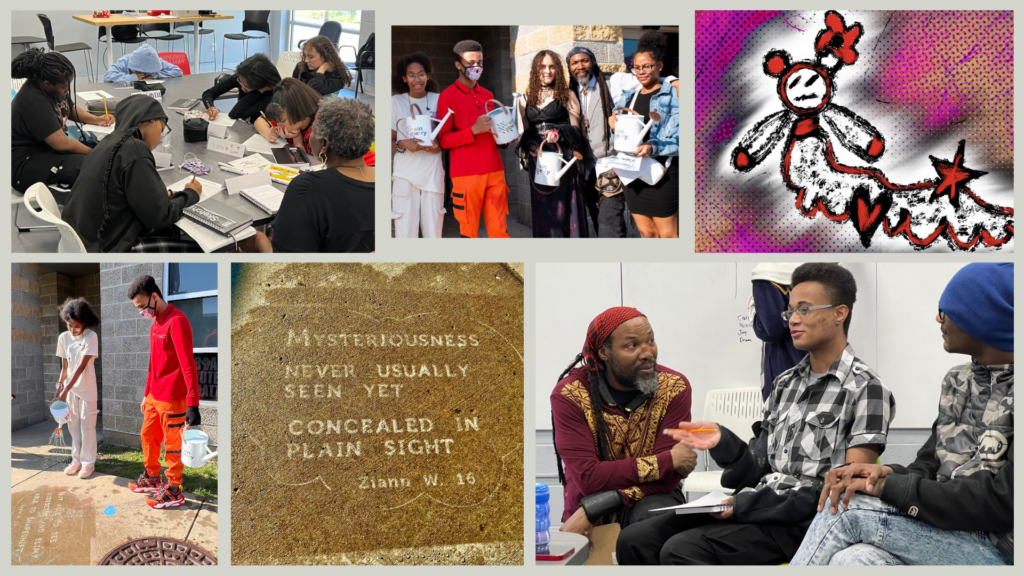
40, 271, 103, 411
510, 26, 625, 93
11, 264, 45, 431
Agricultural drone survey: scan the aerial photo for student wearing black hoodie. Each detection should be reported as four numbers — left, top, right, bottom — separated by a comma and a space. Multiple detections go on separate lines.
201, 53, 281, 124
616, 263, 896, 565
792, 263, 1012, 566
62, 95, 202, 252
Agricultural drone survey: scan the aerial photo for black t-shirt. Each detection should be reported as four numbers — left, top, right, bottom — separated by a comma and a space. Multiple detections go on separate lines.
271, 169, 374, 253
12, 80, 73, 160
608, 385, 639, 410
631, 89, 656, 144
200, 74, 273, 124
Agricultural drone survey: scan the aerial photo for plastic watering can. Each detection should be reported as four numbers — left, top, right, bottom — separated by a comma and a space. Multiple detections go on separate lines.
398, 103, 453, 146
485, 94, 521, 145
50, 400, 69, 426
181, 425, 217, 468
612, 108, 660, 153
534, 142, 582, 187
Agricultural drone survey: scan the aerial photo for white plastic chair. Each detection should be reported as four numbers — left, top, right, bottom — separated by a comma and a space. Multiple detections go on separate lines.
22, 183, 87, 253
684, 387, 763, 494
276, 51, 303, 82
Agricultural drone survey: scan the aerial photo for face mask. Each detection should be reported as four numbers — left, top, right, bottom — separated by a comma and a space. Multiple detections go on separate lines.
140, 294, 158, 320
461, 65, 483, 81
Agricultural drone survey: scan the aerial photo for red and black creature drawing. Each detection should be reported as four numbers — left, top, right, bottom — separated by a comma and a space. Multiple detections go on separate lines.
732, 11, 1013, 249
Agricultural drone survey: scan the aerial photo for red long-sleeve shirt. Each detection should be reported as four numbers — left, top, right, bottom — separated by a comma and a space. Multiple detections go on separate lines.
145, 303, 200, 406
551, 365, 692, 522
436, 80, 505, 177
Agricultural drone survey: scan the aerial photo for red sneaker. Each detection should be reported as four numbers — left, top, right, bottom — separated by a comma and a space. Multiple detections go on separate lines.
146, 485, 186, 509
129, 473, 162, 493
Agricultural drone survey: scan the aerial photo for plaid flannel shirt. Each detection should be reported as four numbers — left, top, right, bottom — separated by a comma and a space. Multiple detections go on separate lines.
756, 344, 896, 493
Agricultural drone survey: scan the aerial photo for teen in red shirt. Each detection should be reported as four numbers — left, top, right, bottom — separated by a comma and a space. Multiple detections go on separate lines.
126, 275, 201, 509
436, 39, 511, 238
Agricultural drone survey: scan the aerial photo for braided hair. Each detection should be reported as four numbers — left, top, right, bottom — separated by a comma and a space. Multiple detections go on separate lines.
12, 48, 75, 84
95, 130, 139, 244
552, 343, 614, 486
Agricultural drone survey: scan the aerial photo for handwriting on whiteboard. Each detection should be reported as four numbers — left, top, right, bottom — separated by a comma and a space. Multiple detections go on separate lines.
737, 314, 753, 343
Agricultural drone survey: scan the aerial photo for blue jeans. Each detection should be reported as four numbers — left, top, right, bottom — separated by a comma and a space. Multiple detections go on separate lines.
791, 494, 1006, 565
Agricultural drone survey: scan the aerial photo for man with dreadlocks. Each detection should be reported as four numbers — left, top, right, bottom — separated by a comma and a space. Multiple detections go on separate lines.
11, 48, 114, 199
617, 263, 896, 565
550, 307, 696, 537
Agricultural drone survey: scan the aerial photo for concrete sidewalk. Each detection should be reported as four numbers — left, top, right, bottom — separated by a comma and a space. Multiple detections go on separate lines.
11, 420, 217, 565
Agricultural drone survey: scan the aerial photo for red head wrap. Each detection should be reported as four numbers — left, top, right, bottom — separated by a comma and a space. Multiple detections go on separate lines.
583, 307, 646, 372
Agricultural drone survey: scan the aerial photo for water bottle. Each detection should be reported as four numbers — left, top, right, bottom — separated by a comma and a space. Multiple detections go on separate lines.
536, 483, 551, 554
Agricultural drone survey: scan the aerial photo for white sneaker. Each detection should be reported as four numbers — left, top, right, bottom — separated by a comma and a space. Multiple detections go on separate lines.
64, 462, 81, 475
78, 463, 95, 479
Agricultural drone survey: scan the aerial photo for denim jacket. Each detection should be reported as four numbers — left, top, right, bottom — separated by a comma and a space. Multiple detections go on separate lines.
614, 82, 678, 157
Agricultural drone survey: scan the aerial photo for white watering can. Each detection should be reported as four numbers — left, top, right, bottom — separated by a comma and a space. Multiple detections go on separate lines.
485, 94, 521, 145
398, 103, 453, 147
181, 426, 218, 469
534, 142, 582, 187
612, 107, 660, 154
50, 400, 69, 427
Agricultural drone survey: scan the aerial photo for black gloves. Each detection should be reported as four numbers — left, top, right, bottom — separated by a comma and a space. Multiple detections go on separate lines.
185, 406, 202, 426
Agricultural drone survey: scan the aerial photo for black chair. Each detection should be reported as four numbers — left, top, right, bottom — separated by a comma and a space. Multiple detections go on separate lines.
174, 21, 216, 72
299, 21, 342, 49
340, 33, 373, 94
37, 14, 94, 82
221, 10, 271, 71
142, 23, 185, 53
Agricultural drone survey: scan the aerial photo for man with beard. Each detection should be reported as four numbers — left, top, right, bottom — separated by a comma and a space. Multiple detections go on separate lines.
566, 47, 679, 238
550, 307, 697, 537
436, 39, 510, 239
617, 263, 896, 565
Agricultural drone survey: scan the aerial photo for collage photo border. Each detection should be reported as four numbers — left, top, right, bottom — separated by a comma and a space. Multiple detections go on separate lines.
1, 0, 1020, 571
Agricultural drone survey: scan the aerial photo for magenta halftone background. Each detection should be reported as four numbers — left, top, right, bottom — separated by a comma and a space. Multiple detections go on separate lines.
695, 10, 1013, 252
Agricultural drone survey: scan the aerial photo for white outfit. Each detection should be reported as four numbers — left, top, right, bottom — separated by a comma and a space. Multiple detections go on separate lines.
57, 329, 99, 465
391, 92, 446, 238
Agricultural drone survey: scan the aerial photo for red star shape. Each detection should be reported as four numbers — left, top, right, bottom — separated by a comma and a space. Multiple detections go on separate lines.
928, 140, 987, 210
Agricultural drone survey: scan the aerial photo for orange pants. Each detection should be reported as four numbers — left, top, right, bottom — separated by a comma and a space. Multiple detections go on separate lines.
141, 395, 187, 487
450, 170, 510, 238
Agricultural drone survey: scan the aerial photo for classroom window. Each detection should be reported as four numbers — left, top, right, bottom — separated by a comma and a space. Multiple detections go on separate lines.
164, 263, 218, 402
287, 10, 361, 54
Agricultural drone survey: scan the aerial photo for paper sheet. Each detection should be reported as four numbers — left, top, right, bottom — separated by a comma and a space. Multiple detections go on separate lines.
650, 491, 732, 514
229, 153, 274, 174
82, 123, 116, 135
76, 90, 114, 101
243, 133, 287, 155
167, 176, 222, 201
240, 184, 284, 214
175, 219, 256, 253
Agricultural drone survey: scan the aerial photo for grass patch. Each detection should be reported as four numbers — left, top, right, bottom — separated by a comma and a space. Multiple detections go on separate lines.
93, 443, 218, 499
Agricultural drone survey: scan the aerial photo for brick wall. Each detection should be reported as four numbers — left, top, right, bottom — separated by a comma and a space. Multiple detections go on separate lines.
510, 26, 626, 93
98, 263, 218, 449
40, 271, 103, 411
11, 264, 45, 431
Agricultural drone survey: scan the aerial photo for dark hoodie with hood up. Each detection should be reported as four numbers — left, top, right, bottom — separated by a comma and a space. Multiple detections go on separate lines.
63, 95, 199, 252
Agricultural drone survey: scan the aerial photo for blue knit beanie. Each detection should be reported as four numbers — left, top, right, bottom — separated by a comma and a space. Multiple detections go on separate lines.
939, 263, 1013, 351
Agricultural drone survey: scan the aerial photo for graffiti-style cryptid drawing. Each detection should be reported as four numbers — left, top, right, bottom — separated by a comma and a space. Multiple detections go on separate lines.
697, 10, 1014, 252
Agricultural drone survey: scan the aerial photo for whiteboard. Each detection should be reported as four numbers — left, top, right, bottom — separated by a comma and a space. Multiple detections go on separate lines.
536, 263, 971, 429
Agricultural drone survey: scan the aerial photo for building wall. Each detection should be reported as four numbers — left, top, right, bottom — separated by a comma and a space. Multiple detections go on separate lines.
11, 264, 45, 431
392, 26, 525, 225
510, 26, 626, 93
40, 272, 104, 412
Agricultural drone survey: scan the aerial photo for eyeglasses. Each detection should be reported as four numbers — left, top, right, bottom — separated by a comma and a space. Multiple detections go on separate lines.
781, 305, 835, 322
405, 71, 428, 80
630, 63, 657, 75
161, 123, 173, 139
938, 308, 946, 321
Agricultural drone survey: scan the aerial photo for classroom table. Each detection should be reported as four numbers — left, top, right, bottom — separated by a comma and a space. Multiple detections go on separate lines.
75, 73, 285, 251
536, 532, 590, 566
72, 12, 234, 70
12, 36, 47, 50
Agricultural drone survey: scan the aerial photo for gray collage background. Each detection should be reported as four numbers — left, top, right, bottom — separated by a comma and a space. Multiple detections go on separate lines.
2, 0, 1020, 571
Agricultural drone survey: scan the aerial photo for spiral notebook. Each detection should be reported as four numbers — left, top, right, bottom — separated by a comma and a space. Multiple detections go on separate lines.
239, 184, 285, 215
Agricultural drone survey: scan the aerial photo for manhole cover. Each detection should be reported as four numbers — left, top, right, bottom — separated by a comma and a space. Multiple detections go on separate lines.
99, 537, 217, 565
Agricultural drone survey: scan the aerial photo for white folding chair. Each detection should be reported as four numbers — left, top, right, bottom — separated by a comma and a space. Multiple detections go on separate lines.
684, 387, 763, 494
22, 183, 87, 253
276, 51, 303, 81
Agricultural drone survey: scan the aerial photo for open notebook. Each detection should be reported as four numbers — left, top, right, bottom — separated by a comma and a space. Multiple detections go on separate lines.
649, 491, 733, 515
239, 184, 284, 215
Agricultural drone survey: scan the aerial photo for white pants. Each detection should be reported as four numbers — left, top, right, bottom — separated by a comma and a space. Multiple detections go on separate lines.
67, 394, 99, 465
392, 177, 445, 238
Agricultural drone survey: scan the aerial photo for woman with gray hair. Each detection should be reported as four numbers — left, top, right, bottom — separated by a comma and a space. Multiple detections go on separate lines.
271, 97, 375, 252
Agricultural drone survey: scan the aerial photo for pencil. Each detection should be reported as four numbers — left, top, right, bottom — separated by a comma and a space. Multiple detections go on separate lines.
102, 96, 108, 119
663, 428, 718, 434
